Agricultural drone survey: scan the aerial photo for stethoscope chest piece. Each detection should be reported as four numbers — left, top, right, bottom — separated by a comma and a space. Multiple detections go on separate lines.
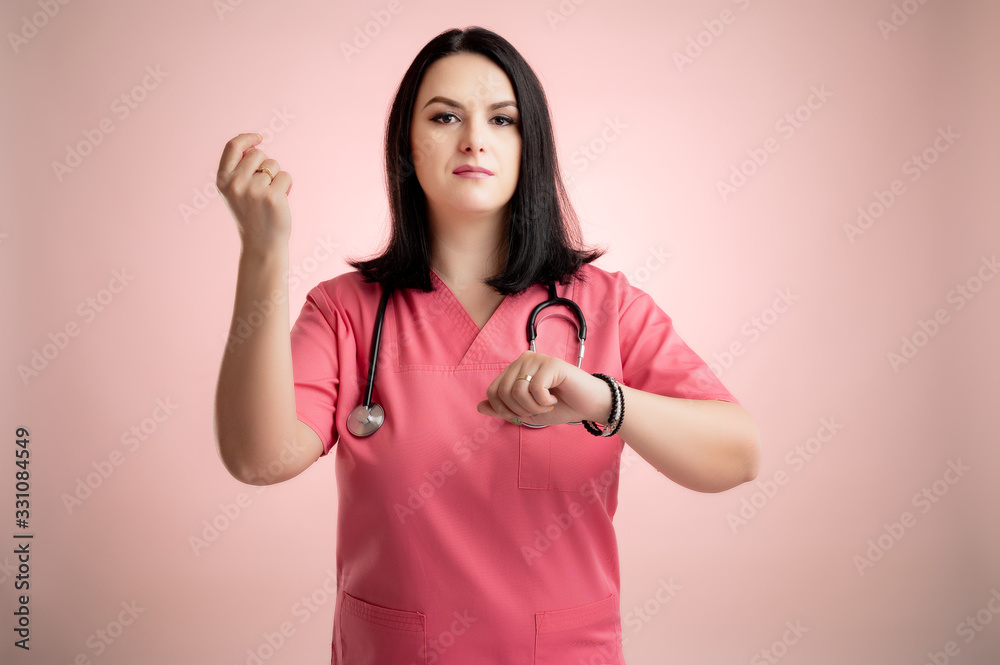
348, 403, 385, 437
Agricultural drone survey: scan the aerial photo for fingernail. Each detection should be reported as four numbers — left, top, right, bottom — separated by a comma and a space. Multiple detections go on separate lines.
256, 132, 263, 141
530, 406, 555, 417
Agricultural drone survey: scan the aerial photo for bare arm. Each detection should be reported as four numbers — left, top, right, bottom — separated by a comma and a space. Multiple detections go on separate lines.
478, 352, 761, 493
608, 387, 760, 493
212, 133, 323, 485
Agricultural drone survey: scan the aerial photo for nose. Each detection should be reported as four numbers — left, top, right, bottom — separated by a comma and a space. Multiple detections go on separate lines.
460, 114, 486, 153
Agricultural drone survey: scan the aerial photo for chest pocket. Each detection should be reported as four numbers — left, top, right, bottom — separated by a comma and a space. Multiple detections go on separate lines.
518, 423, 622, 492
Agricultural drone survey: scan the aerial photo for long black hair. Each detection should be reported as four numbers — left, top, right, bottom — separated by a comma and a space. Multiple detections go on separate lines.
347, 26, 603, 295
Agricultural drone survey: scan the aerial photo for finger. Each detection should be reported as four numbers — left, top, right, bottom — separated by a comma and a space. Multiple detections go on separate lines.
257, 158, 281, 176
248, 158, 282, 190
508, 370, 553, 417
495, 365, 536, 419
270, 170, 292, 196
476, 400, 498, 417
482, 392, 541, 426
233, 147, 270, 182
485, 374, 520, 423
217, 132, 263, 183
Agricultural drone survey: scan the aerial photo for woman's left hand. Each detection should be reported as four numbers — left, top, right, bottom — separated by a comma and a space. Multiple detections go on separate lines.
476, 351, 611, 426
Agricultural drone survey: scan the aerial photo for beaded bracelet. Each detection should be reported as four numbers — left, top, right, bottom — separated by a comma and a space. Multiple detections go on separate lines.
582, 373, 625, 437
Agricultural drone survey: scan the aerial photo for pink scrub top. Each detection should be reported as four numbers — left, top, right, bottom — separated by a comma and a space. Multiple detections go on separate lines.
289, 263, 739, 665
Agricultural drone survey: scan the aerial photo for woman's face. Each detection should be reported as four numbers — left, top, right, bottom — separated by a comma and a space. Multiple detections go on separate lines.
410, 52, 521, 223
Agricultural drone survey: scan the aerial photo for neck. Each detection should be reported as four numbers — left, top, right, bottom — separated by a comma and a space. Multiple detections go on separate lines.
427, 207, 508, 289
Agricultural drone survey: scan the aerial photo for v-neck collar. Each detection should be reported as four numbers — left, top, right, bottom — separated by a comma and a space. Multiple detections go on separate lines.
428, 268, 520, 366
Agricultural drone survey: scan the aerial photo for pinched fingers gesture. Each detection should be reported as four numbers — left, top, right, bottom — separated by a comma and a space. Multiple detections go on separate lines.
216, 132, 293, 253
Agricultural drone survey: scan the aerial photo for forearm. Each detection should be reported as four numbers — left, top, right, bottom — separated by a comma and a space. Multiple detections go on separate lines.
213, 246, 299, 482
591, 384, 761, 493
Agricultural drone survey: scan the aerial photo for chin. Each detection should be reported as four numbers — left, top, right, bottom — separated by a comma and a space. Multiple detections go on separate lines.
441, 196, 508, 215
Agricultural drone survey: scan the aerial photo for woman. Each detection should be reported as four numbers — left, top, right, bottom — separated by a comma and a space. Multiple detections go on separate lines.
214, 26, 760, 664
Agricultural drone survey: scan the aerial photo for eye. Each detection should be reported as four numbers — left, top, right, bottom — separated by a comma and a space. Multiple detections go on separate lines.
493, 115, 517, 127
431, 112, 458, 124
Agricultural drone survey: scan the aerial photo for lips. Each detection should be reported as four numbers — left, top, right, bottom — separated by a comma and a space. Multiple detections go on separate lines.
453, 165, 493, 175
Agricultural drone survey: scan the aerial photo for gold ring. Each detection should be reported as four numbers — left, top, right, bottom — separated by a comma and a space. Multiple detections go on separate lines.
255, 166, 274, 179
508, 416, 523, 426
515, 374, 533, 383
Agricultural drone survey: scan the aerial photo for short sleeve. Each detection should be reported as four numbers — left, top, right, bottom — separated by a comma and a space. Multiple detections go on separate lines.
289, 285, 342, 456
617, 278, 740, 405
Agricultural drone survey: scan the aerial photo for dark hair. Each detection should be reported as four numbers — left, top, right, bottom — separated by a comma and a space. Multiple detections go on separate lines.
347, 26, 603, 295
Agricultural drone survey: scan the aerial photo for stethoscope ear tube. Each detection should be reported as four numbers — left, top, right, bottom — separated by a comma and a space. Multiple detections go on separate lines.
522, 282, 588, 428
526, 283, 587, 367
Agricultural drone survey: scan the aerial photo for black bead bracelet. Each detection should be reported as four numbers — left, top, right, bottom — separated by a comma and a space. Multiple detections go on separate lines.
582, 373, 624, 437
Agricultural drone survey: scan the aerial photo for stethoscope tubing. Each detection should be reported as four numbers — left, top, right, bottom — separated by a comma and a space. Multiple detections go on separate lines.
351, 280, 586, 436
363, 283, 393, 408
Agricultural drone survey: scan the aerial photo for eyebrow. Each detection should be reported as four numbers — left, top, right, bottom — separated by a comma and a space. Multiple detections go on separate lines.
422, 96, 518, 111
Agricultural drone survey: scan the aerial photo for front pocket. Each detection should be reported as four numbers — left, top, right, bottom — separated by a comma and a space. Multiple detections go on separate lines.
336, 591, 427, 665
534, 593, 622, 664
518, 423, 622, 492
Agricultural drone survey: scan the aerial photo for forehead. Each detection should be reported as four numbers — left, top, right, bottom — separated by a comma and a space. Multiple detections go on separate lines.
415, 52, 515, 105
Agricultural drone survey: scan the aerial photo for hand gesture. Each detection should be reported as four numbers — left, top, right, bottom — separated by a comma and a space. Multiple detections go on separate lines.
216, 132, 293, 254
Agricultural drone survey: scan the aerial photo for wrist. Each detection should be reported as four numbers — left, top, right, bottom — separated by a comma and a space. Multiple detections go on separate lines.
581, 373, 625, 437
586, 373, 615, 425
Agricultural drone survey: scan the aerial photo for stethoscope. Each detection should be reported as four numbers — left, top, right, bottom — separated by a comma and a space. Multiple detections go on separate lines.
347, 281, 587, 436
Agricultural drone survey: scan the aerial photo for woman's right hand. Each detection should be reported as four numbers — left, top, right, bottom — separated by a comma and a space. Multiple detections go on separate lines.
216, 132, 293, 254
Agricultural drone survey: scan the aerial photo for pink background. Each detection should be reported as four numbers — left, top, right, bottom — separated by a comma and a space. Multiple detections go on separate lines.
3, 0, 999, 663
